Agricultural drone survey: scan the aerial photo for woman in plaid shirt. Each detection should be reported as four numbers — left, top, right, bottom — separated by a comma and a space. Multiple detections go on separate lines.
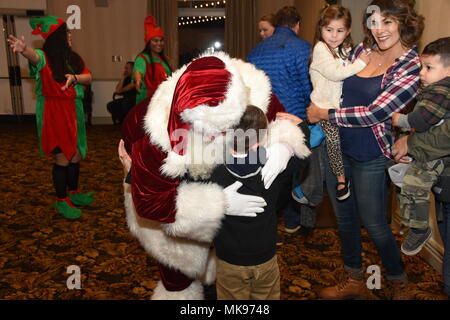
307, 0, 423, 300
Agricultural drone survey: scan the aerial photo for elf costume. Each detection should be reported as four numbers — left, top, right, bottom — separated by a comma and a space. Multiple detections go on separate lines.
122, 52, 310, 299
28, 16, 93, 219
133, 16, 171, 104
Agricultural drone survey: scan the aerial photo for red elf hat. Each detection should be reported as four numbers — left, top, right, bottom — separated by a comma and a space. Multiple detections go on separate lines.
30, 16, 65, 39
144, 15, 164, 43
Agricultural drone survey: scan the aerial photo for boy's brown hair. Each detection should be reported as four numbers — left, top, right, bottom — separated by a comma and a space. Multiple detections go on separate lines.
232, 105, 268, 153
422, 37, 450, 67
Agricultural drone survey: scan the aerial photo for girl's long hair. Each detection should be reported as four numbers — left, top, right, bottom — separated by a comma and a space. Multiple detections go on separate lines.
313, 5, 354, 60
140, 40, 172, 79
42, 23, 84, 83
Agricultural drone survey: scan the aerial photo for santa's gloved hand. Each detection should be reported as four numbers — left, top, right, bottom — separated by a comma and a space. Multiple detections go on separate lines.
223, 181, 266, 217
261, 143, 293, 189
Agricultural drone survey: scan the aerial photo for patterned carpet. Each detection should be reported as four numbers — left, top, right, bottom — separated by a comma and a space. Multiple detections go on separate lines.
0, 122, 447, 300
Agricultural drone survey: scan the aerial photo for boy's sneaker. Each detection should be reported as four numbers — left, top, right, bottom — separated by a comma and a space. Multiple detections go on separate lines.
401, 227, 432, 256
336, 180, 350, 201
55, 197, 82, 219
292, 186, 310, 205
68, 190, 94, 206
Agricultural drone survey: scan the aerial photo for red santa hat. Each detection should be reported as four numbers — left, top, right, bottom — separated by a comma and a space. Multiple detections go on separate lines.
144, 15, 164, 43
167, 56, 236, 155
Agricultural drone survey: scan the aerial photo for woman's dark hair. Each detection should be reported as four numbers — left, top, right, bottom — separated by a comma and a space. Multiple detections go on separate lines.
422, 37, 450, 67
363, 0, 424, 49
42, 23, 84, 83
232, 105, 268, 153
313, 5, 354, 60
141, 40, 172, 79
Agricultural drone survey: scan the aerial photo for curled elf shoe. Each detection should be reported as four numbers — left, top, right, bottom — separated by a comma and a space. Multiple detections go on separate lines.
55, 197, 82, 219
68, 190, 94, 206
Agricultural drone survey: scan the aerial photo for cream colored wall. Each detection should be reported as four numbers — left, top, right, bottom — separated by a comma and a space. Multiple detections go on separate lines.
340, 0, 371, 45
47, 0, 147, 80
294, 0, 326, 44
416, 0, 450, 48
256, 0, 294, 22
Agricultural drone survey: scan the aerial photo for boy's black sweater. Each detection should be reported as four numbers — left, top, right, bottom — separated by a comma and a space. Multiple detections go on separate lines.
210, 122, 310, 266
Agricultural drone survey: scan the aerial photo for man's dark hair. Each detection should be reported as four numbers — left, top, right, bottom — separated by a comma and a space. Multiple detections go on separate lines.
422, 37, 450, 67
275, 6, 301, 29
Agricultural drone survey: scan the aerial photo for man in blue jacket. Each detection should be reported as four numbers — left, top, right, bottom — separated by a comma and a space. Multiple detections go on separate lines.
248, 6, 311, 120
248, 6, 312, 235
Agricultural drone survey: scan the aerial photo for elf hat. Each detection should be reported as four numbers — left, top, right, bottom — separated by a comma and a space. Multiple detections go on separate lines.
144, 15, 164, 43
30, 16, 65, 39
167, 54, 248, 156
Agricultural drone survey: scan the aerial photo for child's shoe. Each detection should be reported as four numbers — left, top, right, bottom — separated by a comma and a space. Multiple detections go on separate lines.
68, 190, 94, 206
292, 186, 310, 205
55, 197, 82, 219
401, 227, 432, 256
336, 180, 350, 201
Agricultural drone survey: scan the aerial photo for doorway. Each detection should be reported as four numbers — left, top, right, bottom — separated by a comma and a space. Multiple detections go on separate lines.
177, 0, 226, 67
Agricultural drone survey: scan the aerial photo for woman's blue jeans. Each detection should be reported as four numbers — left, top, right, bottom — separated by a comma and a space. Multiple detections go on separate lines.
436, 200, 450, 298
324, 151, 406, 280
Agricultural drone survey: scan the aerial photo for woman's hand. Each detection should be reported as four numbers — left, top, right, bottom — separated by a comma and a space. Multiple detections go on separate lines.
307, 103, 328, 123
392, 135, 413, 163
359, 50, 371, 65
118, 139, 132, 176
61, 74, 77, 91
7, 35, 27, 53
276, 112, 303, 125
392, 112, 401, 127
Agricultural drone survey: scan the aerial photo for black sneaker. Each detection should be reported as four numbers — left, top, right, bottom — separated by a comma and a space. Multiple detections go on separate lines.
336, 180, 350, 201
401, 227, 432, 256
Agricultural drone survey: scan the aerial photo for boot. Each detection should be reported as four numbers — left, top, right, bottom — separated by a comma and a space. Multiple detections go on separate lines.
319, 271, 367, 300
390, 279, 412, 300
55, 197, 82, 219
68, 190, 94, 206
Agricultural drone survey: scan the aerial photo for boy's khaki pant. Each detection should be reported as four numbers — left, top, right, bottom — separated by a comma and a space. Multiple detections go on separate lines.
216, 255, 280, 300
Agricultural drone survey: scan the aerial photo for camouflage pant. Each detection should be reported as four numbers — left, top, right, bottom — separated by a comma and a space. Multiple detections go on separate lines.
399, 159, 445, 228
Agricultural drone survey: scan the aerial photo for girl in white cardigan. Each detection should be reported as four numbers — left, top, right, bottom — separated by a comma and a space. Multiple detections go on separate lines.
309, 5, 370, 201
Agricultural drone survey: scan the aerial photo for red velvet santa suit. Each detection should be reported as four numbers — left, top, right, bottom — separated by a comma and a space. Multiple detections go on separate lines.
122, 52, 310, 299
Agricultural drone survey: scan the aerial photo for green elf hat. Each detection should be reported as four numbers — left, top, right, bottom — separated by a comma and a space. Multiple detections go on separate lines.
30, 16, 65, 39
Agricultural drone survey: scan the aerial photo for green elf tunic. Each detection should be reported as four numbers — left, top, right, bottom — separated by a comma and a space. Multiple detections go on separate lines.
29, 49, 90, 160
133, 53, 171, 104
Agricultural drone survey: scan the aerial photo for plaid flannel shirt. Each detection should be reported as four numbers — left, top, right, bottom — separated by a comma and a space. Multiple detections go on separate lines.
328, 43, 421, 158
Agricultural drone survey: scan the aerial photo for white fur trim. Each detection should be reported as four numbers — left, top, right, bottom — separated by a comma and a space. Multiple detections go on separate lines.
161, 131, 226, 179
152, 280, 203, 300
161, 181, 226, 243
124, 183, 214, 281
267, 120, 311, 159
231, 58, 271, 113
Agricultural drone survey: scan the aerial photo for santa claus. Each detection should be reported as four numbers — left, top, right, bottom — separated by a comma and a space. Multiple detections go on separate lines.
120, 52, 310, 299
